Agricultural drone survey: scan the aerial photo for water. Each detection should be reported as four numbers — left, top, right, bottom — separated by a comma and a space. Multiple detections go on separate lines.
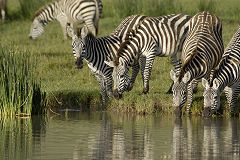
1, 112, 240, 160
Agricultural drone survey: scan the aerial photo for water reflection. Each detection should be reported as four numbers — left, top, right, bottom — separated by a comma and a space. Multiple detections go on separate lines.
172, 117, 240, 160
0, 113, 240, 160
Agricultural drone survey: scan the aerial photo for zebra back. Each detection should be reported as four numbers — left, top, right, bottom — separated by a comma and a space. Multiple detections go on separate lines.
111, 14, 147, 41
114, 14, 191, 65
179, 11, 224, 81
210, 26, 240, 88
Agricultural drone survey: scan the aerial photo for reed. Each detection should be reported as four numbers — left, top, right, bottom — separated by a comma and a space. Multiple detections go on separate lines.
0, 46, 46, 117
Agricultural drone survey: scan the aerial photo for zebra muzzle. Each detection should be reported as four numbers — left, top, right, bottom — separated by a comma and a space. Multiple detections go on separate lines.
29, 36, 34, 40
75, 58, 83, 69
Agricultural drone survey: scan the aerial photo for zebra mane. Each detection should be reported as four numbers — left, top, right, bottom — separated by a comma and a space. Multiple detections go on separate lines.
33, 0, 59, 20
178, 49, 198, 82
114, 38, 132, 66
114, 21, 142, 65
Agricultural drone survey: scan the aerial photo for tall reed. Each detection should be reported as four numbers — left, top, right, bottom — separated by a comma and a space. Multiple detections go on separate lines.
0, 46, 46, 117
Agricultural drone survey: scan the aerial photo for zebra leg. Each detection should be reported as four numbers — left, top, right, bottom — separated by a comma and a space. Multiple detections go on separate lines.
186, 80, 196, 115
95, 74, 108, 105
1, 9, 5, 21
105, 76, 113, 98
142, 57, 155, 94
225, 84, 240, 117
127, 61, 140, 91
167, 55, 182, 94
57, 15, 69, 40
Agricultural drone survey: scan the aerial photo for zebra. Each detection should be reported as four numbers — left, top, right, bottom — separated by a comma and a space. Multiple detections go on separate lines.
29, 0, 100, 40
104, 14, 191, 98
202, 26, 240, 117
0, 0, 7, 22
169, 11, 224, 117
67, 15, 147, 103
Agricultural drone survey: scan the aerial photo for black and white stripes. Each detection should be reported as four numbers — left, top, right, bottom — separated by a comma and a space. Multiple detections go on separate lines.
170, 11, 224, 117
105, 14, 191, 97
202, 26, 240, 116
29, 0, 100, 39
67, 15, 147, 103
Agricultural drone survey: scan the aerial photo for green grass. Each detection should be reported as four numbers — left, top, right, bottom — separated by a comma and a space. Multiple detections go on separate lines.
0, 0, 240, 115
0, 46, 46, 117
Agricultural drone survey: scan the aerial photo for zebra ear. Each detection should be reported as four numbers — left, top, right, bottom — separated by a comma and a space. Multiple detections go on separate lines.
182, 71, 191, 83
170, 69, 177, 82
202, 78, 210, 89
66, 25, 75, 38
212, 79, 220, 89
104, 61, 115, 68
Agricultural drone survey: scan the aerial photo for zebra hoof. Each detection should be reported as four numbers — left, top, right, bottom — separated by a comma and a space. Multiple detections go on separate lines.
142, 89, 149, 94
202, 107, 212, 117
174, 108, 182, 117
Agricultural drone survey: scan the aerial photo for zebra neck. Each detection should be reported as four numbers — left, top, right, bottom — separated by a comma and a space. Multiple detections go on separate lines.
35, 1, 59, 23
84, 37, 101, 60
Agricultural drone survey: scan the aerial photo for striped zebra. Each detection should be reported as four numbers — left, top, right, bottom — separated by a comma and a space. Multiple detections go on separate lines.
67, 15, 147, 103
0, 0, 7, 22
202, 26, 240, 117
105, 14, 191, 98
170, 11, 224, 117
29, 0, 100, 40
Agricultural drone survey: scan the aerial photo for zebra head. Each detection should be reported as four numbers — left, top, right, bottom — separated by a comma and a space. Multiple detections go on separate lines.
105, 59, 130, 99
29, 18, 46, 40
202, 78, 221, 117
66, 25, 85, 69
170, 70, 191, 117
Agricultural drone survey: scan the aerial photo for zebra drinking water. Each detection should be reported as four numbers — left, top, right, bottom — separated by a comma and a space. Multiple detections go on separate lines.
105, 14, 191, 98
29, 0, 101, 40
202, 26, 240, 117
67, 15, 147, 103
170, 11, 224, 117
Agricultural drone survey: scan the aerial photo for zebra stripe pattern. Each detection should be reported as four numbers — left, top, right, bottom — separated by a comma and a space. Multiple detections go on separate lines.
29, 0, 100, 40
202, 26, 240, 117
170, 11, 224, 117
105, 14, 191, 98
67, 15, 147, 103
0, 0, 7, 22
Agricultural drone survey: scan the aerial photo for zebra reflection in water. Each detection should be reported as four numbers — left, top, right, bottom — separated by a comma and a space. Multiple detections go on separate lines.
172, 118, 240, 159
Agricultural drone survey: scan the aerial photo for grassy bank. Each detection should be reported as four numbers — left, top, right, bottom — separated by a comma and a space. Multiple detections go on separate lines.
0, 0, 240, 115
